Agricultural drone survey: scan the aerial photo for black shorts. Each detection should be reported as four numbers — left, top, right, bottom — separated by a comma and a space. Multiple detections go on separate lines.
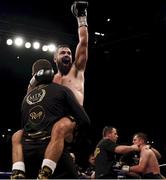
143, 173, 163, 179
23, 139, 49, 178
22, 139, 78, 179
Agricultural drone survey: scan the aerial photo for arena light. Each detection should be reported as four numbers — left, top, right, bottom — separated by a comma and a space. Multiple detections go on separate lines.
48, 44, 56, 52
2, 134, 5, 138
95, 32, 105, 36
6, 39, 13, 45
14, 37, 24, 47
42, 45, 48, 52
107, 17, 112, 23
33, 41, 40, 49
25, 42, 31, 48
7, 128, 12, 132
5, 35, 58, 53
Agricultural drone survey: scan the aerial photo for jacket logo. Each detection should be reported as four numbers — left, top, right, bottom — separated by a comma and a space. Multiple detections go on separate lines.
94, 147, 100, 158
30, 111, 43, 120
29, 105, 45, 124
27, 89, 46, 105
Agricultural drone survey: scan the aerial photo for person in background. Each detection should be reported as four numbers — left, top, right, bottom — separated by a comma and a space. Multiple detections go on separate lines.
121, 132, 165, 179
94, 126, 139, 179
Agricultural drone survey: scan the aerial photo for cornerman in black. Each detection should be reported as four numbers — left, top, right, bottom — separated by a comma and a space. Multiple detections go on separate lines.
94, 126, 139, 179
22, 80, 89, 137
12, 59, 90, 179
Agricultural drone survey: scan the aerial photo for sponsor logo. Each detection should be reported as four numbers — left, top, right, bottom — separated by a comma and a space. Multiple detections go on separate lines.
27, 89, 46, 105
29, 105, 45, 124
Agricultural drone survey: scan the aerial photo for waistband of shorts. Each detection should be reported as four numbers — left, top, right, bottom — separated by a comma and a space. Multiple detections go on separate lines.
24, 135, 51, 142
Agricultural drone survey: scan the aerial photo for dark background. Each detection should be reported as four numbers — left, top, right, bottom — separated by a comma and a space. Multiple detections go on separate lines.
0, 0, 166, 172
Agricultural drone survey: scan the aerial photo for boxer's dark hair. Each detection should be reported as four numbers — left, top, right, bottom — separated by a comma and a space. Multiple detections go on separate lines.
133, 132, 148, 143
32, 59, 53, 75
54, 44, 71, 58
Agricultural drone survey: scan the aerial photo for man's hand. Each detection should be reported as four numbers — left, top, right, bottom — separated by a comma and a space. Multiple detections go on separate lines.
131, 144, 139, 151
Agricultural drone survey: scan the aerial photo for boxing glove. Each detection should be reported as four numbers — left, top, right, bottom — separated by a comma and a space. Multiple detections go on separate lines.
29, 69, 54, 88
71, 1, 88, 27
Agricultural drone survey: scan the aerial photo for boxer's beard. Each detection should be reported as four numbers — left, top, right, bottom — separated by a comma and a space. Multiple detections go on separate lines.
57, 57, 72, 75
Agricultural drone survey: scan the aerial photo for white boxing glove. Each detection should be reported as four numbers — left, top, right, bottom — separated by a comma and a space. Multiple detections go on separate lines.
121, 165, 130, 172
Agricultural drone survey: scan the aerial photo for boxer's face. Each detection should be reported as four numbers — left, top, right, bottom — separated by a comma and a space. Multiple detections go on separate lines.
54, 47, 72, 75
132, 135, 142, 148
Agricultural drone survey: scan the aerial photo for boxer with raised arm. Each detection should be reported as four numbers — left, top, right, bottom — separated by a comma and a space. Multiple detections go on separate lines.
11, 1, 89, 179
